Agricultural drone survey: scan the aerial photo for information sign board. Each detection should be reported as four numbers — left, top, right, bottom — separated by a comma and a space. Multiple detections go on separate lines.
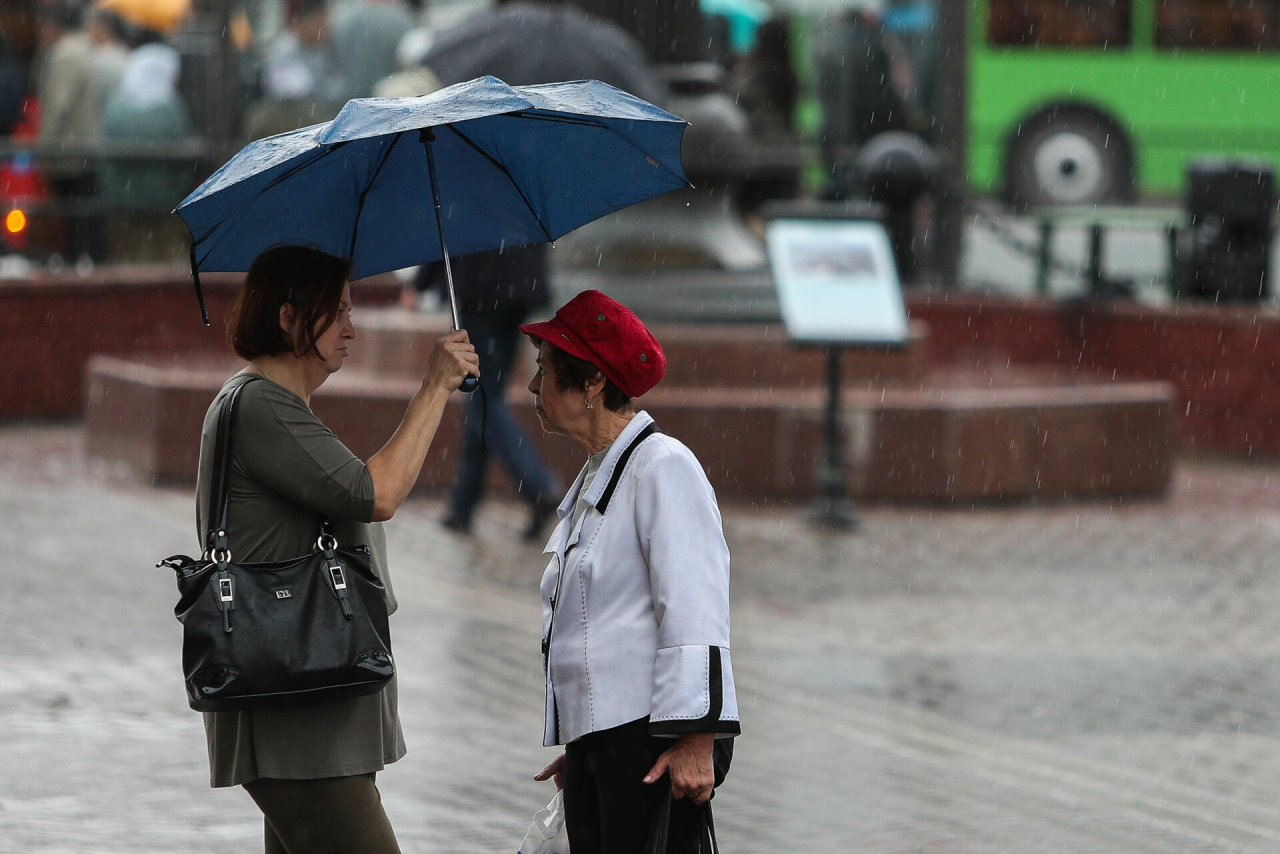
765, 218, 909, 345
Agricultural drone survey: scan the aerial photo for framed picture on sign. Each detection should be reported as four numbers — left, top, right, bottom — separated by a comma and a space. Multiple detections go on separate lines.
765, 218, 909, 345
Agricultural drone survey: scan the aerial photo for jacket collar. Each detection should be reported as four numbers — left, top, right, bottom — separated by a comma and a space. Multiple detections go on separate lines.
543, 411, 654, 555
581, 410, 654, 512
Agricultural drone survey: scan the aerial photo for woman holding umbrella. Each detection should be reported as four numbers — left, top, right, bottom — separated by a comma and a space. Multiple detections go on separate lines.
525, 291, 740, 852
194, 244, 477, 852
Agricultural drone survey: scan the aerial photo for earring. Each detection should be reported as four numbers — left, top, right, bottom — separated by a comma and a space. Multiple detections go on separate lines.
585, 401, 594, 410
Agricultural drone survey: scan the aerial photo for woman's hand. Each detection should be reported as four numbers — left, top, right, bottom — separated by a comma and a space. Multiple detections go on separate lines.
534, 752, 566, 791
424, 329, 479, 394
643, 732, 715, 804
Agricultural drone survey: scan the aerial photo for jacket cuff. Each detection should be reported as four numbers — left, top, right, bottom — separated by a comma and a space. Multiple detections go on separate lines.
649, 645, 741, 736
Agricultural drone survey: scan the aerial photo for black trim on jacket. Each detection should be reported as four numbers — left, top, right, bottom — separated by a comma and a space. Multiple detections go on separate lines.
648, 646, 741, 736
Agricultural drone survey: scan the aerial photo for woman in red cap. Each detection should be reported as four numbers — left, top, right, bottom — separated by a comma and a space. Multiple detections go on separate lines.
523, 290, 739, 852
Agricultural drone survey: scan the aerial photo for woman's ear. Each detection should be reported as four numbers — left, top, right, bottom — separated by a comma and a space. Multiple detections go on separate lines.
583, 371, 607, 405
279, 302, 298, 349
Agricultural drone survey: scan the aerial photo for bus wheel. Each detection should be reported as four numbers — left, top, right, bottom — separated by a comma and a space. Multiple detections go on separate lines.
1007, 110, 1132, 208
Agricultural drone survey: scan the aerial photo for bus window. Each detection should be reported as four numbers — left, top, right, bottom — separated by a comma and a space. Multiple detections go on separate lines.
989, 0, 1132, 48
1156, 0, 1280, 50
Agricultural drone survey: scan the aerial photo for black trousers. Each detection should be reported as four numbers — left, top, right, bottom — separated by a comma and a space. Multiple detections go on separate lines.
562, 718, 709, 854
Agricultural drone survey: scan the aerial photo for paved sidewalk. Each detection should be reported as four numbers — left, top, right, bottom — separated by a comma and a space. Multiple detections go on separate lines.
6, 424, 1280, 852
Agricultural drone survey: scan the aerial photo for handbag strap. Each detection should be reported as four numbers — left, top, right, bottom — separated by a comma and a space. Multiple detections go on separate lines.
644, 794, 672, 854
206, 375, 260, 558
205, 375, 340, 560
704, 801, 720, 854
644, 795, 719, 854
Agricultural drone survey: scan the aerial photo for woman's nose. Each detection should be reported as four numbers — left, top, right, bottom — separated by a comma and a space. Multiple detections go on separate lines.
527, 370, 540, 395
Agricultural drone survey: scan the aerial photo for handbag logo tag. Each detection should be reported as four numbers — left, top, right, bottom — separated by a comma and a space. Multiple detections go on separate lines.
275, 590, 292, 599
328, 564, 347, 591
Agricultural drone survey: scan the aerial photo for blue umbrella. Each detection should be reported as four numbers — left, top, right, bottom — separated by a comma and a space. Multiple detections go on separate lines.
176, 76, 689, 354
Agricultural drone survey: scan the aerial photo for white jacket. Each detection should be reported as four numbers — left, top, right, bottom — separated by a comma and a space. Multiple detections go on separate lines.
540, 411, 740, 746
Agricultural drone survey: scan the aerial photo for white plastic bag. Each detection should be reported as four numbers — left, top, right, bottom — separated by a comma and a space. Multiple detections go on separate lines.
517, 790, 570, 854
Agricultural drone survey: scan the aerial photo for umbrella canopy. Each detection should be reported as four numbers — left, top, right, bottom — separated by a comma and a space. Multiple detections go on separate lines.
423, 3, 665, 107
177, 76, 688, 289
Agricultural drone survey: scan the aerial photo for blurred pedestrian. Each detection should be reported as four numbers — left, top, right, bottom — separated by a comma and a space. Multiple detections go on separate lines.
244, 0, 344, 140
99, 42, 197, 260
883, 0, 938, 116
526, 291, 739, 852
196, 244, 477, 854
0, 35, 27, 135
727, 15, 799, 211
329, 0, 414, 99
36, 0, 109, 262
170, 0, 252, 144
371, 28, 440, 98
417, 245, 560, 540
814, 9, 913, 197
727, 17, 796, 141
418, 0, 666, 542
85, 6, 129, 123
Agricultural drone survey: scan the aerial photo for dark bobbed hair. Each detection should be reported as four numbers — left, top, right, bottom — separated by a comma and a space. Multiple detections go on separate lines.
227, 245, 351, 361
545, 344, 632, 412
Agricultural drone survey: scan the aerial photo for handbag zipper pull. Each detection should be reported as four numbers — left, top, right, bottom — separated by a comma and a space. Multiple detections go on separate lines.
328, 562, 354, 620
216, 570, 235, 633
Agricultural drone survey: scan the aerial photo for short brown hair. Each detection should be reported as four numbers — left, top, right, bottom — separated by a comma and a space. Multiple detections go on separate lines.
547, 345, 632, 412
227, 245, 351, 360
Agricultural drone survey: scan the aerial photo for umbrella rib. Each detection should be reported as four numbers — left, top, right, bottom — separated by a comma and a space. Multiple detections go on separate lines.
447, 125, 554, 243
194, 141, 353, 270
348, 132, 403, 260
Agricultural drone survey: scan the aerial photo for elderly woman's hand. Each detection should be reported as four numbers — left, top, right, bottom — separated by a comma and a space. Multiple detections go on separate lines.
643, 733, 715, 804
533, 752, 565, 791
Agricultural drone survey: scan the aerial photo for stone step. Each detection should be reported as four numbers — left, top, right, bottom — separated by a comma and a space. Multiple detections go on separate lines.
345, 308, 931, 389
84, 351, 1174, 502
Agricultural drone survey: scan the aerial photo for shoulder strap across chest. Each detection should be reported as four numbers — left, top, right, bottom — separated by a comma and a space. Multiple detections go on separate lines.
596, 422, 661, 515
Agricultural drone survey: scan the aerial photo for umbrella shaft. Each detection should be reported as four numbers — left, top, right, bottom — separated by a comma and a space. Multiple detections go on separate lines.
441, 243, 460, 331
421, 130, 462, 331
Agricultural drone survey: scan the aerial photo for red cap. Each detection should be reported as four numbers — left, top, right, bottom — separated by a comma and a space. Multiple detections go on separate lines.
520, 290, 666, 399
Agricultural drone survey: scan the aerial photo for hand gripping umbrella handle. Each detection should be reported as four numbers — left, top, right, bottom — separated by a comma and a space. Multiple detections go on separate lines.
421, 127, 479, 395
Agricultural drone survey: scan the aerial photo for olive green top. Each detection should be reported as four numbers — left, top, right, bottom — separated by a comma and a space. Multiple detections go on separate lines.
195, 373, 405, 789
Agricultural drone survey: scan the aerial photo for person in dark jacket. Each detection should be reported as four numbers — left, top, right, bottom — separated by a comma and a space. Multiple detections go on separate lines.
0, 36, 26, 136
415, 243, 560, 539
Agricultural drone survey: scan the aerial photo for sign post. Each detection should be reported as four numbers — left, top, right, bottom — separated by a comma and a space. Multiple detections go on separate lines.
765, 201, 909, 530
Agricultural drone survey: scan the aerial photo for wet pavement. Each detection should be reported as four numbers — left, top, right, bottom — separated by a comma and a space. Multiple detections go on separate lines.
7, 424, 1280, 851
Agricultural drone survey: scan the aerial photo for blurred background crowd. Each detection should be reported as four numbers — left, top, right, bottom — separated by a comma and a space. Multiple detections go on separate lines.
0, 0, 944, 269
4, 0, 1277, 309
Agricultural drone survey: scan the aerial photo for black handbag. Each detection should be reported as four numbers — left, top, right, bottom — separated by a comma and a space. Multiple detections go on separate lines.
157, 376, 394, 713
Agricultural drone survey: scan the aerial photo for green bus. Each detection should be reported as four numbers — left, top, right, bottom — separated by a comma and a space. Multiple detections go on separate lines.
969, 0, 1280, 206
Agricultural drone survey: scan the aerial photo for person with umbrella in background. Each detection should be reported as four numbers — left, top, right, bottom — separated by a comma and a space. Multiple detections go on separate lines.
417, 0, 666, 541
421, 1, 665, 107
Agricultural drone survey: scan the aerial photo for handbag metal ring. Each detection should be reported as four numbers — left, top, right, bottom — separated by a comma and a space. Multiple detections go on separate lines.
316, 534, 338, 552
212, 548, 232, 564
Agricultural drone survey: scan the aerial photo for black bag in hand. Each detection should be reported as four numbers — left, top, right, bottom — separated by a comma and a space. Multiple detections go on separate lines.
158, 376, 394, 712
645, 795, 722, 854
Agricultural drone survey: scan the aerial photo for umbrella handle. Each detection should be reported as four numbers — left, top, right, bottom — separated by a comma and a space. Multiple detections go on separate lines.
459, 375, 480, 393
